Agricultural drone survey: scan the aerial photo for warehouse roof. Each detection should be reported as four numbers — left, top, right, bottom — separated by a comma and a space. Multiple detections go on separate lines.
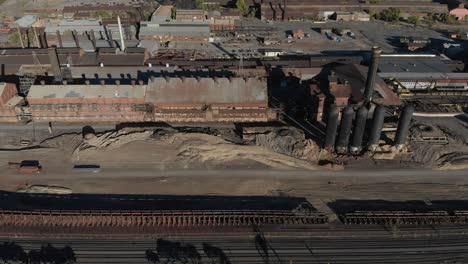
14, 15, 38, 28
140, 21, 210, 37
28, 84, 146, 99
378, 56, 452, 74
146, 77, 267, 105
378, 72, 468, 80
151, 5, 173, 21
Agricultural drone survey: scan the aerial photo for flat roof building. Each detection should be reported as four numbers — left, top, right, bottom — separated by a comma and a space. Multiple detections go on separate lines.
27, 84, 147, 122
139, 20, 211, 42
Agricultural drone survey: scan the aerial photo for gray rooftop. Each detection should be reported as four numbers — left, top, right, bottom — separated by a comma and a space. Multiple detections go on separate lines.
140, 21, 210, 37
14, 15, 38, 28
378, 56, 452, 74
28, 84, 146, 99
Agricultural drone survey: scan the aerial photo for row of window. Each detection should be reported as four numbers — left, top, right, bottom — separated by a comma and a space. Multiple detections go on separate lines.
29, 104, 148, 112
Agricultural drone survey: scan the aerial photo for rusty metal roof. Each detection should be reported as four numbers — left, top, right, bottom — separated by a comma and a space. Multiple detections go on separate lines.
333, 64, 402, 106
146, 77, 267, 106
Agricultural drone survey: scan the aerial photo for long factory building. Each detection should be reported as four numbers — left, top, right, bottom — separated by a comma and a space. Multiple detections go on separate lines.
0, 76, 276, 123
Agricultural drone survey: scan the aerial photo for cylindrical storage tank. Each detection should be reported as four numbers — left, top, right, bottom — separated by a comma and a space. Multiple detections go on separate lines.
336, 106, 355, 153
395, 105, 414, 149
324, 105, 339, 151
368, 104, 385, 150
350, 106, 369, 153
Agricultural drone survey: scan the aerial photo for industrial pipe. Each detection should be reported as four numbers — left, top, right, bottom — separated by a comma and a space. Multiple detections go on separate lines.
350, 106, 369, 153
56, 30, 63, 48
364, 46, 382, 103
394, 104, 414, 149
73, 30, 80, 48
368, 104, 385, 151
324, 105, 339, 151
336, 106, 355, 153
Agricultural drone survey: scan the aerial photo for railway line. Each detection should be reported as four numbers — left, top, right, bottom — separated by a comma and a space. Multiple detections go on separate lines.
2, 236, 468, 263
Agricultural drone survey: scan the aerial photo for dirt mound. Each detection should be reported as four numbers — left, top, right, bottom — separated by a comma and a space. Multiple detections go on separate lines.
40, 133, 83, 154
167, 133, 318, 170
254, 127, 324, 162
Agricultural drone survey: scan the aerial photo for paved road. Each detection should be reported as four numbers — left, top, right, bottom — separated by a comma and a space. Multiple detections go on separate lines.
18, 168, 468, 180
2, 235, 468, 263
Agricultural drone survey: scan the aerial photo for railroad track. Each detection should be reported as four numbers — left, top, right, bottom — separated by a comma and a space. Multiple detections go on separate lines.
3, 236, 468, 264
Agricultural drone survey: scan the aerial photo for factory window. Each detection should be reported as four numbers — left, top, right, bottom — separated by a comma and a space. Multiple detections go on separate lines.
69, 104, 75, 111
47, 104, 52, 111
92, 103, 98, 112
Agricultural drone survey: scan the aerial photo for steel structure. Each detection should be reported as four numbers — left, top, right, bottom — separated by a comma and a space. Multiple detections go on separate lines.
0, 209, 328, 227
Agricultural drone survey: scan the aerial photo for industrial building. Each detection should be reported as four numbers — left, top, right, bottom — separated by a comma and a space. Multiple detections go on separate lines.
313, 63, 402, 120
9, 76, 276, 123
139, 5, 211, 42
146, 77, 275, 122
62, 3, 153, 19
0, 83, 23, 122
27, 83, 147, 122
378, 56, 468, 93
260, 0, 449, 20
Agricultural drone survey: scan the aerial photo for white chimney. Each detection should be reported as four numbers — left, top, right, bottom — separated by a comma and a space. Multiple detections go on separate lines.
117, 16, 126, 51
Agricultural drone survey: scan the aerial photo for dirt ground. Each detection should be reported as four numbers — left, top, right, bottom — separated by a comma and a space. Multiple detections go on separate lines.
0, 126, 466, 205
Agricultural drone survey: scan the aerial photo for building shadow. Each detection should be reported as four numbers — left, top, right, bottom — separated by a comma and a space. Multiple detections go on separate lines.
0, 242, 76, 264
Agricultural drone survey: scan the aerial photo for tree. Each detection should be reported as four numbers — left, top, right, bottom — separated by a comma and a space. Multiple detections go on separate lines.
195, 0, 204, 9
7, 31, 21, 45
247, 7, 258, 18
94, 10, 112, 19
378, 8, 401, 22
438, 13, 457, 24
236, 0, 248, 15
407, 16, 419, 27
171, 7, 176, 19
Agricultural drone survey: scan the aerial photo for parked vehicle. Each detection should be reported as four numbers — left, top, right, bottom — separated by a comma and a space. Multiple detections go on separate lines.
9, 160, 41, 174
73, 164, 101, 173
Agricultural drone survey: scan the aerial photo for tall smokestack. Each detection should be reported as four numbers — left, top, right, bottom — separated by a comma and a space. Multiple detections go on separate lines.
56, 30, 63, 48
283, 0, 287, 21
16, 25, 24, 49
90, 29, 97, 51
48, 47, 62, 83
117, 16, 126, 51
72, 30, 80, 48
40, 32, 48, 48
364, 46, 381, 103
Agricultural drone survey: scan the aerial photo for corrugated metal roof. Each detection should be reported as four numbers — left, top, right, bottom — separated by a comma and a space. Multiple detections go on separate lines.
28, 84, 146, 99
44, 25, 107, 34
146, 77, 267, 105
378, 72, 468, 80
378, 56, 452, 73
14, 15, 38, 27
140, 21, 210, 37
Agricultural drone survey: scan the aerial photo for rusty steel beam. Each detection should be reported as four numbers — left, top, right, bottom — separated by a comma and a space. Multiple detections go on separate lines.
0, 210, 328, 228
